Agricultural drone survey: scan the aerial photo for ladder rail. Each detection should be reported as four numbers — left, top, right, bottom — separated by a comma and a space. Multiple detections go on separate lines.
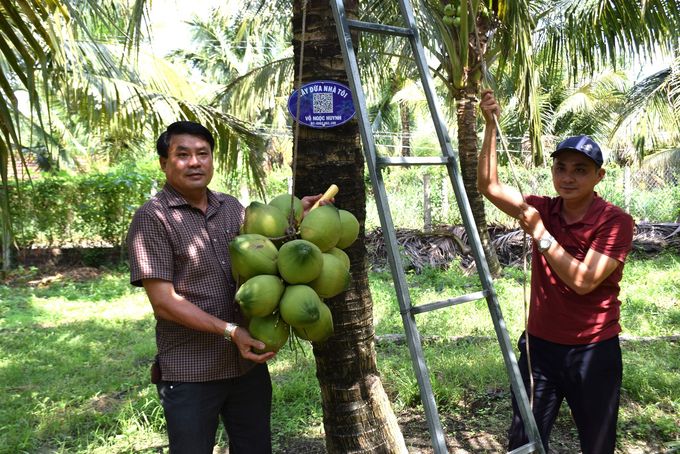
396, 0, 458, 164
381, 2, 544, 447
330, 0, 545, 452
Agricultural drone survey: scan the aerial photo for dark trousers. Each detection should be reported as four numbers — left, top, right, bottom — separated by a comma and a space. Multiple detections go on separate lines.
157, 363, 272, 454
508, 334, 622, 454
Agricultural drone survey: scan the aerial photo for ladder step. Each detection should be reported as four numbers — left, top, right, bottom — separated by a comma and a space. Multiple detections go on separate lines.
377, 156, 453, 167
408, 290, 487, 315
347, 19, 414, 37
508, 442, 540, 454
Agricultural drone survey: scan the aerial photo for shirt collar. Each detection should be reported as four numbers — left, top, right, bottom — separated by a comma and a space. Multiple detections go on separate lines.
551, 192, 605, 226
162, 183, 224, 211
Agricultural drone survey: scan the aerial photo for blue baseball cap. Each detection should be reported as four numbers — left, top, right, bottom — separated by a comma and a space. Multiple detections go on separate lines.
551, 135, 603, 167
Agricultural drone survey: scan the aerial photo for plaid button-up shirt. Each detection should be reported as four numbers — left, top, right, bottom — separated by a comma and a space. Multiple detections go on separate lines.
128, 183, 254, 381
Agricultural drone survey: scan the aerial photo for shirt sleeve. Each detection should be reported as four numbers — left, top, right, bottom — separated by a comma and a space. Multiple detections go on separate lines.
525, 194, 549, 216
127, 207, 174, 287
590, 209, 634, 263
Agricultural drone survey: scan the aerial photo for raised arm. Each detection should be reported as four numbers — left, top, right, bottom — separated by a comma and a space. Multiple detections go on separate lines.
477, 90, 525, 218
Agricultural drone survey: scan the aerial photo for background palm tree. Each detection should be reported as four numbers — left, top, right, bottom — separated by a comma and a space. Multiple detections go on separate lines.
610, 57, 680, 166
0, 0, 267, 268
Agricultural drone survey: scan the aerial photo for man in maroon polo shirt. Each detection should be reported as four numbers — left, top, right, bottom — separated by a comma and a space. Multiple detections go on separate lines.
127, 121, 323, 454
477, 91, 634, 454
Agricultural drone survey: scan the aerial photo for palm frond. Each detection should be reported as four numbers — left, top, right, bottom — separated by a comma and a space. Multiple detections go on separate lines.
537, 0, 680, 80
610, 58, 680, 163
640, 147, 680, 170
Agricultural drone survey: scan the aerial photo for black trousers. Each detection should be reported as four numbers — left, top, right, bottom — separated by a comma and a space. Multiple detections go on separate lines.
508, 334, 622, 454
157, 363, 272, 454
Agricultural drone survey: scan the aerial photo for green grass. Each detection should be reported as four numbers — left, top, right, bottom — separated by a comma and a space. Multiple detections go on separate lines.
0, 254, 678, 453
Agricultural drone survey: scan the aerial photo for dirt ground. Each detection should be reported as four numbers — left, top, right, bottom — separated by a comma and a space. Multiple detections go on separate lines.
277, 406, 662, 454
276, 407, 584, 454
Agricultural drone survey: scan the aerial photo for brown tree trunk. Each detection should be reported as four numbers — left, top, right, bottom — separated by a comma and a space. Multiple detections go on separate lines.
456, 91, 502, 277
292, 1, 407, 452
423, 173, 432, 232
454, 13, 502, 277
400, 102, 411, 157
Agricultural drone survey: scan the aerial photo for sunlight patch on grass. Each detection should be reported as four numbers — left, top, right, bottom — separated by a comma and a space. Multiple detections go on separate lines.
2, 289, 151, 330
28, 292, 152, 325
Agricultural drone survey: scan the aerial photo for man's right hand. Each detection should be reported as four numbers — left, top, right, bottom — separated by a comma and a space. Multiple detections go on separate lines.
480, 89, 501, 126
231, 326, 276, 363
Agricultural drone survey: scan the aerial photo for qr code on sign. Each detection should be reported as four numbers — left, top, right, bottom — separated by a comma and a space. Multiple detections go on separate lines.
313, 93, 334, 114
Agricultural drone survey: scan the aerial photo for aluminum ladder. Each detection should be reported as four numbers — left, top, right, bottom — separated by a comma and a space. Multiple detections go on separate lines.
329, 0, 545, 453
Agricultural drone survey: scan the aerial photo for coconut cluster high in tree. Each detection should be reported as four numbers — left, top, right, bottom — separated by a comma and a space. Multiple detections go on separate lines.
228, 190, 360, 352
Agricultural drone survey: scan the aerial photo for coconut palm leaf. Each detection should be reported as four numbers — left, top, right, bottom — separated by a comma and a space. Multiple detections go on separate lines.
214, 56, 294, 127
640, 147, 680, 171
548, 69, 629, 140
537, 0, 680, 80
0, 0, 274, 268
1, 0, 140, 268
610, 57, 680, 163
172, 4, 294, 131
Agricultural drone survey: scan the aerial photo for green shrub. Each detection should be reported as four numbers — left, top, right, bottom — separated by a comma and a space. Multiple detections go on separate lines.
6, 158, 678, 251
8, 162, 163, 248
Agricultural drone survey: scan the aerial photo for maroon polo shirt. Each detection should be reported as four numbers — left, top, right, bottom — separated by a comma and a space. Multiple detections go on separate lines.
526, 193, 634, 345
128, 183, 254, 381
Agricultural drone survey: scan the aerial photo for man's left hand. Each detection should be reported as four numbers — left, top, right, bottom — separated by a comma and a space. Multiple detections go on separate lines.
232, 327, 276, 363
518, 203, 546, 241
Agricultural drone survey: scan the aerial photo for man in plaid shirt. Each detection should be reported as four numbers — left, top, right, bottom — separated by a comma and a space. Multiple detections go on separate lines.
128, 121, 323, 454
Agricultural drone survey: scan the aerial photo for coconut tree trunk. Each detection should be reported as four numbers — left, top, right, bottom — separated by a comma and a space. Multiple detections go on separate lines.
423, 173, 432, 232
0, 175, 10, 271
454, 13, 502, 278
400, 102, 411, 157
292, 1, 407, 453
456, 90, 502, 277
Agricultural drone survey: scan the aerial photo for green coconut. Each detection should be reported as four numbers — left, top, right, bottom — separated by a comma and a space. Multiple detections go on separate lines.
299, 205, 341, 252
235, 275, 284, 318
228, 234, 278, 280
279, 285, 321, 327
269, 194, 303, 227
309, 253, 350, 298
336, 209, 360, 249
277, 239, 323, 284
242, 201, 288, 238
293, 301, 333, 342
327, 247, 350, 271
248, 314, 290, 353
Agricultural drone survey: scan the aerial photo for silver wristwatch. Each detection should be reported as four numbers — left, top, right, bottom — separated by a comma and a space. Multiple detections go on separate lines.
224, 322, 238, 341
537, 232, 555, 253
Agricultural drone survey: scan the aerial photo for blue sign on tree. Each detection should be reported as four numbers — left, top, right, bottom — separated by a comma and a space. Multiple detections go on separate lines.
288, 80, 356, 129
